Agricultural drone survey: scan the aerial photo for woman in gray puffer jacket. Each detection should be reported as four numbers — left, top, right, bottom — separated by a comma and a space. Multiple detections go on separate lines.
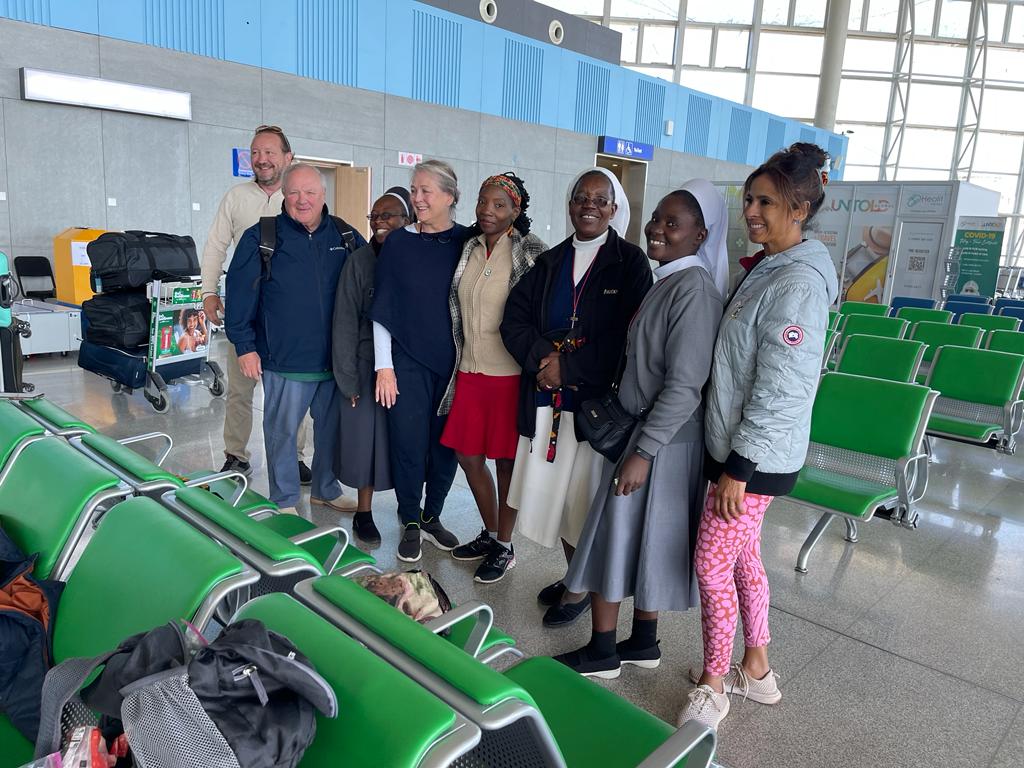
679, 143, 839, 731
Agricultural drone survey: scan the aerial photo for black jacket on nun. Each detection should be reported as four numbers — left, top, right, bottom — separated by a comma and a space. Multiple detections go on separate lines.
500, 227, 653, 441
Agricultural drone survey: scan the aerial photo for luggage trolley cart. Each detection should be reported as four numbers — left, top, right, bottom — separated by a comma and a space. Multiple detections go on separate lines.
140, 279, 226, 413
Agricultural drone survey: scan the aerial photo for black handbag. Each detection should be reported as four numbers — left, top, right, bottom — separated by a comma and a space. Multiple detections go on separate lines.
578, 345, 640, 463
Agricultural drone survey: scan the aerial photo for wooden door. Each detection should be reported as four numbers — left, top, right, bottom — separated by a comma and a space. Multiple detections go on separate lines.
336, 166, 372, 240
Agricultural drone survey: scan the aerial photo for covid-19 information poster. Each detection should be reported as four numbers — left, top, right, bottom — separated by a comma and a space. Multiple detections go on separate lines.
953, 217, 1006, 298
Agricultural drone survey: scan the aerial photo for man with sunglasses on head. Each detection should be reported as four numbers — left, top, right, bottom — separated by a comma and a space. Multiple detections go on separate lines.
201, 126, 343, 502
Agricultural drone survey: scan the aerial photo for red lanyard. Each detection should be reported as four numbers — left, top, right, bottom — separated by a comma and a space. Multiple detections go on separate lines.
569, 251, 597, 327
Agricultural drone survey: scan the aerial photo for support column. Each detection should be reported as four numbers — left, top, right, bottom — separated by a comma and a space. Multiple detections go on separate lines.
814, 0, 852, 131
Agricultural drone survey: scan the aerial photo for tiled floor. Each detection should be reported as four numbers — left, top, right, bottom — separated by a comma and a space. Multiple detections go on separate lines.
24, 336, 1024, 768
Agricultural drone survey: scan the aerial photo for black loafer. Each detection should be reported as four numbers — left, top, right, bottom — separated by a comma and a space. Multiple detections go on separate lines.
554, 646, 620, 679
537, 580, 567, 607
352, 512, 381, 548
542, 595, 591, 627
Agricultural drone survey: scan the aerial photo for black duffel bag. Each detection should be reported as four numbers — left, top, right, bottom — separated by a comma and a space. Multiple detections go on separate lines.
88, 230, 200, 291
82, 291, 151, 348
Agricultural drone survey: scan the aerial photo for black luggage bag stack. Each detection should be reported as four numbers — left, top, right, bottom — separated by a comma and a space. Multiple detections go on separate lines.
79, 231, 200, 391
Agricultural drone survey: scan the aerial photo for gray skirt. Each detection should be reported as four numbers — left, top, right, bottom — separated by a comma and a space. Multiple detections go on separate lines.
564, 436, 705, 613
337, 365, 393, 491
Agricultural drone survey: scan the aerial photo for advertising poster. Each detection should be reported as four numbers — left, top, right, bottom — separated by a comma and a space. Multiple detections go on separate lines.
889, 221, 946, 299
953, 217, 1006, 297
152, 285, 208, 362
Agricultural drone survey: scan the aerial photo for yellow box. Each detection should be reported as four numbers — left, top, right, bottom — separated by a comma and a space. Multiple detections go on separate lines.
53, 227, 108, 306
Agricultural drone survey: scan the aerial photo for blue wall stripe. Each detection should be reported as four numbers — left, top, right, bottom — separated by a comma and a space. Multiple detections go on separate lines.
297, 0, 357, 86
684, 94, 712, 157
411, 8, 462, 108
574, 61, 610, 135
502, 38, 543, 123
800, 127, 816, 144
765, 118, 786, 160
727, 107, 751, 165
143, 0, 224, 59
633, 79, 665, 146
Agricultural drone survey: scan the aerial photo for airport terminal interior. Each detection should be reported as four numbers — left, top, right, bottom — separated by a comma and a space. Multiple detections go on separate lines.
2, 1, 1024, 767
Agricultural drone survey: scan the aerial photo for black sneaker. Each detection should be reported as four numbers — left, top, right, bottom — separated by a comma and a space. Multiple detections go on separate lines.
420, 516, 459, 551
452, 529, 493, 561
615, 639, 661, 669
397, 523, 422, 563
298, 461, 312, 486
537, 580, 567, 607
352, 512, 381, 548
220, 454, 252, 477
474, 545, 516, 584
554, 645, 621, 679
542, 594, 591, 628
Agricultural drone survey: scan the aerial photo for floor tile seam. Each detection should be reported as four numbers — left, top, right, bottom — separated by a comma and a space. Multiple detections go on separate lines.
985, 700, 1024, 768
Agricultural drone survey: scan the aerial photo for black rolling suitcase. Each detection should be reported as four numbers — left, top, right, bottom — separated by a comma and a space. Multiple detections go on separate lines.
77, 340, 149, 390
81, 291, 151, 348
0, 322, 30, 393
88, 231, 200, 292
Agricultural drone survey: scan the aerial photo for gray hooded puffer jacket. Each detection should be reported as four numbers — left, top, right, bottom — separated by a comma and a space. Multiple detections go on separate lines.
704, 238, 839, 492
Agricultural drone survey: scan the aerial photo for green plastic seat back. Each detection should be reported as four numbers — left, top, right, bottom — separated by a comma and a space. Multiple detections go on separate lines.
256, 514, 376, 571
235, 594, 458, 768
841, 314, 908, 339
19, 398, 96, 433
909, 321, 983, 362
81, 432, 182, 485
897, 307, 952, 325
987, 329, 1024, 356
0, 399, 45, 466
54, 497, 245, 662
927, 346, 1024, 407
828, 310, 840, 329
0, 438, 120, 579
958, 313, 1021, 333
840, 300, 888, 317
836, 335, 925, 383
824, 328, 835, 352
174, 487, 324, 572
185, 470, 278, 515
505, 656, 675, 768
810, 373, 932, 459
311, 575, 536, 709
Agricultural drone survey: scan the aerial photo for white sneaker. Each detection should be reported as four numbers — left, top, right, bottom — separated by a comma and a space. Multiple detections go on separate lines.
310, 494, 358, 512
677, 684, 730, 730
687, 664, 782, 705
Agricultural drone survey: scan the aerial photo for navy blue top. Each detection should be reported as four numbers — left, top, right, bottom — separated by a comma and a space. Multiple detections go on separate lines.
226, 207, 365, 374
536, 246, 581, 412
370, 224, 469, 378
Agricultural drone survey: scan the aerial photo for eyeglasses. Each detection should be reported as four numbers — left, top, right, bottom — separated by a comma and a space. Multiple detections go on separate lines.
418, 231, 452, 243
570, 194, 612, 209
367, 212, 406, 223
255, 124, 284, 134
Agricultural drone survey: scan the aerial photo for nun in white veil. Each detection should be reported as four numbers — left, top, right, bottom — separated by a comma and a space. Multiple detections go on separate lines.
552, 181, 729, 675
501, 167, 653, 626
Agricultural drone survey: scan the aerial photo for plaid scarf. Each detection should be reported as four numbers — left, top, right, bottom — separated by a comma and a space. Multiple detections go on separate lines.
543, 335, 585, 462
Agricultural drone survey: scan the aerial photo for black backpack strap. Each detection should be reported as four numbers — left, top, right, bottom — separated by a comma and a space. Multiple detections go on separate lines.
258, 216, 277, 284
330, 215, 359, 253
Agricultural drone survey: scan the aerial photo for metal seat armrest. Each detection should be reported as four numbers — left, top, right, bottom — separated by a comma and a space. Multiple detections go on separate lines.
0, 392, 42, 401
192, 567, 261, 632
288, 524, 350, 574
117, 432, 174, 466
422, 601, 494, 658
183, 470, 248, 505
634, 721, 717, 768
477, 644, 525, 665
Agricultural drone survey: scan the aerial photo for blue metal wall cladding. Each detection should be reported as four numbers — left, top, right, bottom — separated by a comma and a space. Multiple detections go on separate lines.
1, 0, 50, 25
297, 0, 358, 86
574, 61, 610, 135
144, 0, 225, 59
633, 79, 665, 147
412, 8, 462, 107
727, 107, 752, 165
3, 0, 846, 177
502, 38, 543, 123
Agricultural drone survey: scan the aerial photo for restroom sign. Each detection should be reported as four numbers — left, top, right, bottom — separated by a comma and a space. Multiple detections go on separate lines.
398, 152, 423, 167
598, 135, 654, 161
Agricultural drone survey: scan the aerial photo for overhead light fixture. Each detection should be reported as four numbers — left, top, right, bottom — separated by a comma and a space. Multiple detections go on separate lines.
20, 67, 192, 120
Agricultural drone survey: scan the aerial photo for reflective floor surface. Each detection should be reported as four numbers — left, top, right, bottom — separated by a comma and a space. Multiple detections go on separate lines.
23, 335, 1024, 768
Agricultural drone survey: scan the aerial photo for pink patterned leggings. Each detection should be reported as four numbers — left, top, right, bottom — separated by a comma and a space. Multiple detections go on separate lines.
694, 483, 774, 677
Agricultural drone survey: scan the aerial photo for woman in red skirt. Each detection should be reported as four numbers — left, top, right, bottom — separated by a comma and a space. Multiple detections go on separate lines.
440, 173, 547, 583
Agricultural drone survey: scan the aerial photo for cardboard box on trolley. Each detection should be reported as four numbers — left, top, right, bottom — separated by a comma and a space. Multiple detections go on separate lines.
53, 227, 107, 305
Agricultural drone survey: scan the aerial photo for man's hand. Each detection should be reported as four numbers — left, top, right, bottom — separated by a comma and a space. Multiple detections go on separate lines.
615, 453, 651, 496
237, 351, 262, 380
203, 294, 225, 324
376, 368, 399, 408
714, 474, 748, 522
536, 352, 563, 390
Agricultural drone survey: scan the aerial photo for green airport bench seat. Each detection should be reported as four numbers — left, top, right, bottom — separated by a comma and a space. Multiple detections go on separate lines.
297, 575, 716, 768
908, 320, 983, 382
896, 306, 952, 326
958, 313, 1021, 333
0, 398, 46, 472
186, 468, 279, 516
822, 328, 838, 373
839, 300, 889, 317
828, 310, 840, 330
234, 594, 480, 767
1, 497, 256, 762
0, 437, 128, 580
986, 329, 1024, 355
834, 335, 926, 383
77, 431, 180, 488
839, 314, 909, 340
925, 346, 1024, 454
17, 396, 96, 435
787, 373, 936, 574
257, 511, 378, 575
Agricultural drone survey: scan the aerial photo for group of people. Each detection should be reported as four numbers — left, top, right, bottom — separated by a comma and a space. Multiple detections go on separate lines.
207, 124, 838, 731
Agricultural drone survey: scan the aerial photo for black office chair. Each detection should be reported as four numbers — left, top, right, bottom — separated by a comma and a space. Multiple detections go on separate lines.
14, 256, 57, 300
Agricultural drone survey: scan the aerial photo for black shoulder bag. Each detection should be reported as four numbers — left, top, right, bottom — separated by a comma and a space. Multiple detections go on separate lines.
577, 347, 641, 463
